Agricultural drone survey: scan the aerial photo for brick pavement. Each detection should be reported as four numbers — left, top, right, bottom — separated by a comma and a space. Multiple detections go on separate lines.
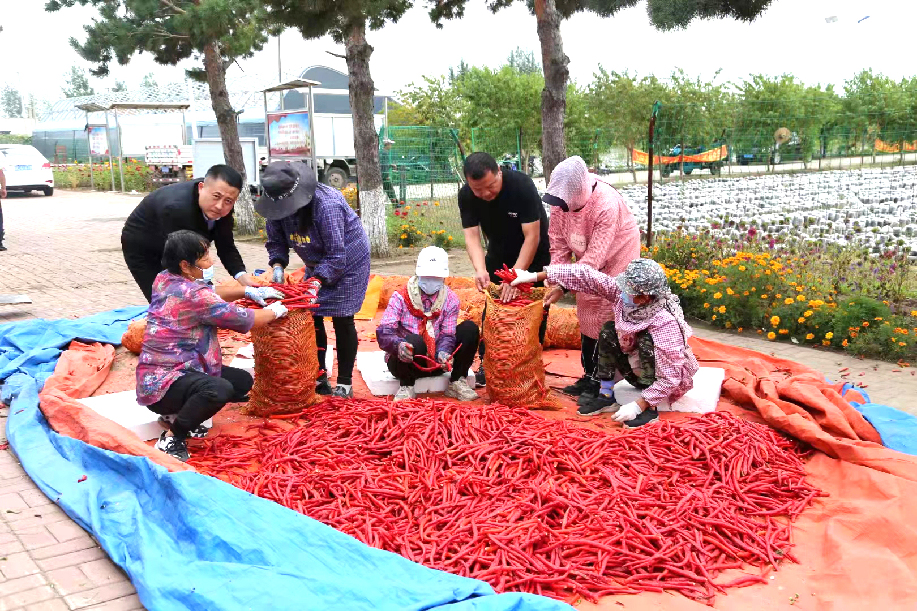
0, 189, 915, 610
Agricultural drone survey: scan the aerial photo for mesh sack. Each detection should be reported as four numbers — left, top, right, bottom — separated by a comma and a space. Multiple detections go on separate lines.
121, 318, 147, 355
378, 275, 410, 309
445, 277, 476, 290
483, 291, 561, 410
454, 288, 485, 326
244, 310, 323, 416
545, 307, 582, 350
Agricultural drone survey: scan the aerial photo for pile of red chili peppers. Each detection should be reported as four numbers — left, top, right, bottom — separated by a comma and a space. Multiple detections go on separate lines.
190, 402, 822, 604
236, 279, 321, 310
494, 264, 536, 307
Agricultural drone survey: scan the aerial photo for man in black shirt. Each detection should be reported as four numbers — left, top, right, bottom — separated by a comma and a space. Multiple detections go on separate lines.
121, 164, 256, 302
458, 152, 551, 386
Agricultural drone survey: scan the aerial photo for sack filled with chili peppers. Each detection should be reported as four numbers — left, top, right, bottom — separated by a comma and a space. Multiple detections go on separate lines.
238, 279, 325, 416
544, 307, 581, 350
121, 318, 147, 355
483, 285, 562, 410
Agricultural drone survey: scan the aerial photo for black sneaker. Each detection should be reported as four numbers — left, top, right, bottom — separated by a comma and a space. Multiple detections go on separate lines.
0, 244, 7, 252
577, 395, 619, 416
315, 373, 333, 396
332, 385, 353, 398
622, 408, 659, 429
563, 377, 599, 397
158, 415, 209, 439
154, 431, 190, 462
475, 365, 487, 388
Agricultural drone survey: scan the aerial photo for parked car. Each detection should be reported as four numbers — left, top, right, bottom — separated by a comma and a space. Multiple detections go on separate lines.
0, 145, 54, 196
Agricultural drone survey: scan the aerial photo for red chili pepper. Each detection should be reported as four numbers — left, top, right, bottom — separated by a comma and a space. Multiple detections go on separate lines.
77, 475, 87, 483
188, 406, 821, 604
494, 264, 533, 294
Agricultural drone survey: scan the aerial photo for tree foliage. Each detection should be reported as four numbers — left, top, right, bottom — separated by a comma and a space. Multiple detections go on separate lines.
62, 66, 95, 98
1, 86, 23, 118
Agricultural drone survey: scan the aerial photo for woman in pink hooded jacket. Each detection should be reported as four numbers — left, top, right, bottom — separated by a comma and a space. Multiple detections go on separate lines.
542, 156, 640, 404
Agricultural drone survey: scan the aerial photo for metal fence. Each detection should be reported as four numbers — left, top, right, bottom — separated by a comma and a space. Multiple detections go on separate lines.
379, 126, 468, 249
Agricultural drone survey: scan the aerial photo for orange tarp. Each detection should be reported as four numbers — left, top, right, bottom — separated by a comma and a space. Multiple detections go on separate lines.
632, 144, 728, 165
33, 323, 917, 610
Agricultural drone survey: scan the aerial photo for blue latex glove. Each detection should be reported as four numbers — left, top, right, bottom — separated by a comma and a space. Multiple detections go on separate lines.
272, 265, 285, 284
244, 287, 285, 307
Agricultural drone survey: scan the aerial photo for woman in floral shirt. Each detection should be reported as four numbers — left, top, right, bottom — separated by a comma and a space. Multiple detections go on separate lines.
137, 230, 291, 462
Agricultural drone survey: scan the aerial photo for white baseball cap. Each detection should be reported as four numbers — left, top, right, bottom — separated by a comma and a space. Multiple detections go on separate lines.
416, 246, 450, 278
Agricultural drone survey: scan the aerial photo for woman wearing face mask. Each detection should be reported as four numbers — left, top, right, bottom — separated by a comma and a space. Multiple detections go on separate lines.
256, 161, 371, 399
512, 259, 698, 429
376, 247, 481, 403
137, 230, 291, 462
542, 156, 640, 407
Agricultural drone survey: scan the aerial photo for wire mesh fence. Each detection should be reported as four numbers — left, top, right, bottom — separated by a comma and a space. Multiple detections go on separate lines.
379, 126, 468, 251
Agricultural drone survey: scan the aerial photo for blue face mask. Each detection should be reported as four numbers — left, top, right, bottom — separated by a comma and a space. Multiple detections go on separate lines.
621, 291, 637, 307
418, 277, 444, 295
197, 265, 215, 284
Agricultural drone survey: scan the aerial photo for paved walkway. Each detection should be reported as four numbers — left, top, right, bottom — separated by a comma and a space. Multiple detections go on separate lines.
0, 189, 914, 610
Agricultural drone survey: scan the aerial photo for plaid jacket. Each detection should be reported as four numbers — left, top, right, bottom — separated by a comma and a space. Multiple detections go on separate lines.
546, 264, 699, 406
376, 289, 461, 359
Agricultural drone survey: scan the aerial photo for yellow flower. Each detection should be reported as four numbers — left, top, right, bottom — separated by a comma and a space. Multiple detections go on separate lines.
726, 287, 735, 295
822, 340, 831, 346
797, 295, 806, 302
784, 298, 795, 305
447, 236, 453, 241
725, 322, 733, 329
711, 315, 717, 321
718, 305, 726, 314
750, 287, 756, 292
770, 316, 780, 327
806, 333, 814, 340
875, 317, 884, 321
776, 294, 783, 299
761, 294, 768, 299
798, 317, 806, 324
862, 321, 870, 328
842, 339, 848, 347
804, 310, 813, 317
767, 332, 776, 340
825, 332, 834, 340
703, 303, 710, 309
713, 292, 722, 300
400, 233, 407, 239
900, 342, 907, 347
404, 205, 411, 211
434, 201, 440, 206
416, 230, 423, 235
398, 245, 404, 249
911, 310, 917, 317
779, 329, 789, 335
738, 265, 746, 271
743, 291, 749, 296
737, 327, 744, 333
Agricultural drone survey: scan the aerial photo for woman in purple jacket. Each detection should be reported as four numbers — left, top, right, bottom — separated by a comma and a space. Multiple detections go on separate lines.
255, 161, 371, 398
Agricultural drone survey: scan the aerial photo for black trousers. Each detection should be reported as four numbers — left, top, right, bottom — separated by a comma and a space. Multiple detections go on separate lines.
581, 334, 598, 378
0, 200, 5, 244
122, 240, 160, 303
314, 315, 358, 386
387, 321, 480, 385
147, 366, 253, 439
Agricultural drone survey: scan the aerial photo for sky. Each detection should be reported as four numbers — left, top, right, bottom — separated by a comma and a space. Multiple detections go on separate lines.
1, 0, 913, 106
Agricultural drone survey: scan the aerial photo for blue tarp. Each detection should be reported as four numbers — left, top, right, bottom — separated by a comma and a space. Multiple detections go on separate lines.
833, 381, 917, 457
2, 310, 572, 611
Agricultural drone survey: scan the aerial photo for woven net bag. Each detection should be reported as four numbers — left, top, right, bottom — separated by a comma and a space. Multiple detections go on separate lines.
243, 310, 323, 416
483, 291, 561, 410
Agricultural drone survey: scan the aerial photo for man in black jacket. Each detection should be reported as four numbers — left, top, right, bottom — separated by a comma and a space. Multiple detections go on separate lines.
121, 164, 256, 302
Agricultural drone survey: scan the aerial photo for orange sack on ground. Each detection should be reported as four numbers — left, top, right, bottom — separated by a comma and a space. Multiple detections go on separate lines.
544, 306, 581, 350
121, 318, 146, 355
378, 275, 410, 309
483, 291, 562, 410
244, 310, 323, 417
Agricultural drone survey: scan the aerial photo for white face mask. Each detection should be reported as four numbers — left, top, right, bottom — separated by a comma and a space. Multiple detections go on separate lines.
417, 277, 444, 295
196, 265, 214, 284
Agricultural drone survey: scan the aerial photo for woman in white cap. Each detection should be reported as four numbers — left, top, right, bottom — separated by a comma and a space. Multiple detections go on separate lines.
256, 161, 371, 398
512, 258, 698, 429
542, 156, 640, 408
376, 246, 480, 402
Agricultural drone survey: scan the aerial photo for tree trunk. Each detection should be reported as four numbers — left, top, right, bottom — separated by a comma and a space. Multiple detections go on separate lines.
534, 0, 569, 184
345, 20, 390, 257
202, 41, 257, 236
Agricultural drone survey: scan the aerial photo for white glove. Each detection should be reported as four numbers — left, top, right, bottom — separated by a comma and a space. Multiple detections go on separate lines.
397, 342, 414, 363
612, 401, 641, 423
272, 265, 285, 284
266, 302, 288, 319
245, 286, 285, 306
510, 269, 538, 286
